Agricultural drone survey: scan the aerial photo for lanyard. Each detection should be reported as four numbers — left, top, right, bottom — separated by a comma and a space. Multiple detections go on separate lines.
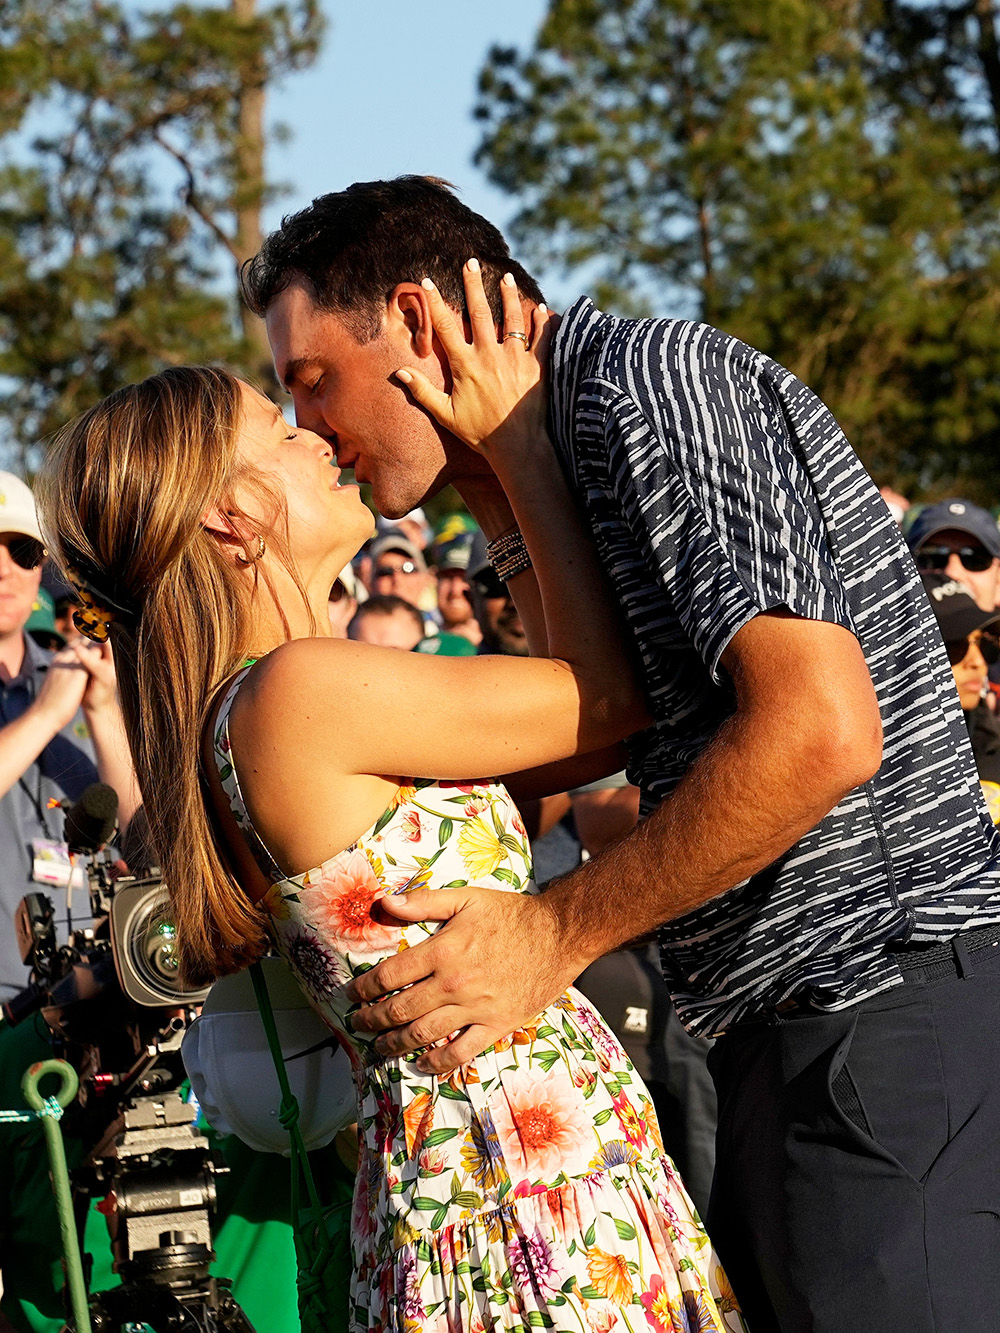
0, 668, 55, 839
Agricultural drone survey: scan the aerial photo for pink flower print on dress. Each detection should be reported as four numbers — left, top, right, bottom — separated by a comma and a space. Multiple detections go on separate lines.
573, 998, 626, 1071
351, 1166, 374, 1242
509, 1227, 561, 1297
639, 1274, 674, 1330
464, 795, 489, 817
586, 1308, 619, 1333
373, 1082, 401, 1155
399, 809, 422, 842
490, 1065, 592, 1184
297, 848, 401, 955
417, 1146, 446, 1176
572, 1066, 598, 1092
512, 1178, 549, 1199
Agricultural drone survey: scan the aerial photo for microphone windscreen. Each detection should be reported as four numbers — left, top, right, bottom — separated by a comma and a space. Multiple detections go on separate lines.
64, 783, 119, 854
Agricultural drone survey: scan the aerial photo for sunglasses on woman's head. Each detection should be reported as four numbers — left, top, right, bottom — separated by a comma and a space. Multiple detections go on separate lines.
946, 629, 1000, 666
916, 544, 995, 574
4, 537, 46, 570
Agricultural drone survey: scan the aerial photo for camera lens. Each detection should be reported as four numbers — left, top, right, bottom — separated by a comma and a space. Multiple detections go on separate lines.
110, 880, 210, 1007
144, 915, 181, 982
128, 896, 182, 997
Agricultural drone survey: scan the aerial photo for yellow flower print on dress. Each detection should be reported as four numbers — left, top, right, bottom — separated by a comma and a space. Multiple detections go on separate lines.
402, 1089, 433, 1157
613, 1091, 648, 1147
261, 882, 293, 920
586, 1248, 635, 1306
715, 1266, 740, 1316
458, 812, 506, 878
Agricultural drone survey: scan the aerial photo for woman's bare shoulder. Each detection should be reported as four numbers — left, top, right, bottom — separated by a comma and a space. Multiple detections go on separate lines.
230, 638, 360, 754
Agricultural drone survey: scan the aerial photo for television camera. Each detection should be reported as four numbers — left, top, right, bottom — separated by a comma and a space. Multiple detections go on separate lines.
3, 784, 254, 1332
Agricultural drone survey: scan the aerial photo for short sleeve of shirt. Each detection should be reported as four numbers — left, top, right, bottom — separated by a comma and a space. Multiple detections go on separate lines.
601, 322, 854, 682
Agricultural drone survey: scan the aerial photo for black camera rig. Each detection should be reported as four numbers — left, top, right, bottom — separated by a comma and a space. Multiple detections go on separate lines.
4, 787, 255, 1332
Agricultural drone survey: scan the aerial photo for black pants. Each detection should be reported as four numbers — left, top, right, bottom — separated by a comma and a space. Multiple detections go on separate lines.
707, 942, 1000, 1332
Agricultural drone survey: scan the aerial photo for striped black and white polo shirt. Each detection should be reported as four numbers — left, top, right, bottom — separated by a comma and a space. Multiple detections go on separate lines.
549, 297, 1000, 1036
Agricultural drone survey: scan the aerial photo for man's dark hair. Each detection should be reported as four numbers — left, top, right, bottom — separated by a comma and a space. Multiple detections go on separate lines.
349, 594, 425, 638
241, 176, 544, 341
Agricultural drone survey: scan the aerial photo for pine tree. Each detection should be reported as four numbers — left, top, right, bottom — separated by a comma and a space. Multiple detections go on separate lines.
475, 0, 1000, 500
0, 0, 323, 467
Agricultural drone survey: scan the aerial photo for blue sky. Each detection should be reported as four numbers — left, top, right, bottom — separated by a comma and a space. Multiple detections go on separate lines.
261, 1, 578, 305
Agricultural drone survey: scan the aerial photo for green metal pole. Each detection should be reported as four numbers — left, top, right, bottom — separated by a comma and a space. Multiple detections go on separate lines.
22, 1059, 91, 1333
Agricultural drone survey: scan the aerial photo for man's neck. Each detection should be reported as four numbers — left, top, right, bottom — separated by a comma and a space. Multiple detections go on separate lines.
0, 630, 27, 685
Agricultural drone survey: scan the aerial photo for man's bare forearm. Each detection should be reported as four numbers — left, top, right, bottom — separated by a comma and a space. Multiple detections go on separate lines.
544, 700, 880, 970
85, 703, 142, 829
0, 707, 63, 800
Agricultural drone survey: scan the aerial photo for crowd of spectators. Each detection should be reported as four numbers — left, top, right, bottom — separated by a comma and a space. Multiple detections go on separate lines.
892, 492, 1000, 820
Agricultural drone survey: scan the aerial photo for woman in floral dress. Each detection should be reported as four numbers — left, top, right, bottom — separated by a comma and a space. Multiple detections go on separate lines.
40, 265, 746, 1333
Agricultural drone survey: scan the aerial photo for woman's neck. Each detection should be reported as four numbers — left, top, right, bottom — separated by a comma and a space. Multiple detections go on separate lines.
248, 589, 335, 655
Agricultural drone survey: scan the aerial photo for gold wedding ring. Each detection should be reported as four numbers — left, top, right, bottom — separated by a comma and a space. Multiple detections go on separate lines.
503, 331, 529, 346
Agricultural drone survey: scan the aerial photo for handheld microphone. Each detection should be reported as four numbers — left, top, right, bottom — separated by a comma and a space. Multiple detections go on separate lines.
63, 783, 119, 854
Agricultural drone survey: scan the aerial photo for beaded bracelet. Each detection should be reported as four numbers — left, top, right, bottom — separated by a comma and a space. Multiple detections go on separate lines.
486, 526, 533, 582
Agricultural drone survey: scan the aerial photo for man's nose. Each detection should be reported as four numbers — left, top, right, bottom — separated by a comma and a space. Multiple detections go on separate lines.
966, 639, 988, 671
292, 396, 330, 440
944, 552, 969, 583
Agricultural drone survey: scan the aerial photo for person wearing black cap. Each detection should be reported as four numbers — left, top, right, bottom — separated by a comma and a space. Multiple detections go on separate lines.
922, 573, 1000, 820
908, 498, 1000, 615
428, 528, 487, 647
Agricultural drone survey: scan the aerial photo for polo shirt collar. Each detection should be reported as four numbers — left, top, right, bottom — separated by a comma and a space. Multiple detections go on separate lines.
1, 632, 51, 693
549, 296, 613, 462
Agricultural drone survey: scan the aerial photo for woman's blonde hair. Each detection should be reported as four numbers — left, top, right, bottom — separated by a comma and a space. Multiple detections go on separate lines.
37, 365, 280, 985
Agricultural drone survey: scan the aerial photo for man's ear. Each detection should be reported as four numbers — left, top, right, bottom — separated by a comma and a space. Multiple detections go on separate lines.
388, 282, 437, 359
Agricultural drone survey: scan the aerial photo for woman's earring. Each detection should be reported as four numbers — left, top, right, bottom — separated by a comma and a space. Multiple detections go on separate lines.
236, 535, 266, 565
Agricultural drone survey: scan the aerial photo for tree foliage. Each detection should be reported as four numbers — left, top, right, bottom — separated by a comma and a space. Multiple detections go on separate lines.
0, 0, 322, 467
475, 0, 1000, 500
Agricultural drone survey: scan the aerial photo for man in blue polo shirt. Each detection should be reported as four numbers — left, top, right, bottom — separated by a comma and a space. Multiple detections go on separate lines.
249, 178, 1000, 1331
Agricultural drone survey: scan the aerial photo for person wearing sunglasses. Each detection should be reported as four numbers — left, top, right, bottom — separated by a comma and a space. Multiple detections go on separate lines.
922, 572, 1000, 823
907, 497, 1000, 615
0, 472, 140, 1007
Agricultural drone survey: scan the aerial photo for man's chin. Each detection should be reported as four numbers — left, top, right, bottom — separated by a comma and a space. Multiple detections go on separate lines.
372, 475, 446, 522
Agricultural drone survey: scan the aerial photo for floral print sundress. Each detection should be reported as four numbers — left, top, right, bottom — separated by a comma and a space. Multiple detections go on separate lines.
213, 667, 747, 1333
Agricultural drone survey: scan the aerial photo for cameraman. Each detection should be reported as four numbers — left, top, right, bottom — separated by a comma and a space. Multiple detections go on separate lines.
0, 473, 139, 1003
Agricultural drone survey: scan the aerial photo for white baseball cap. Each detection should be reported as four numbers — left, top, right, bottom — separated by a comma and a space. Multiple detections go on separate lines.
0, 472, 42, 543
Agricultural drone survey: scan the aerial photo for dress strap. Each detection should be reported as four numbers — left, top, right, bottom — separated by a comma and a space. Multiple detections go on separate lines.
211, 665, 286, 883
